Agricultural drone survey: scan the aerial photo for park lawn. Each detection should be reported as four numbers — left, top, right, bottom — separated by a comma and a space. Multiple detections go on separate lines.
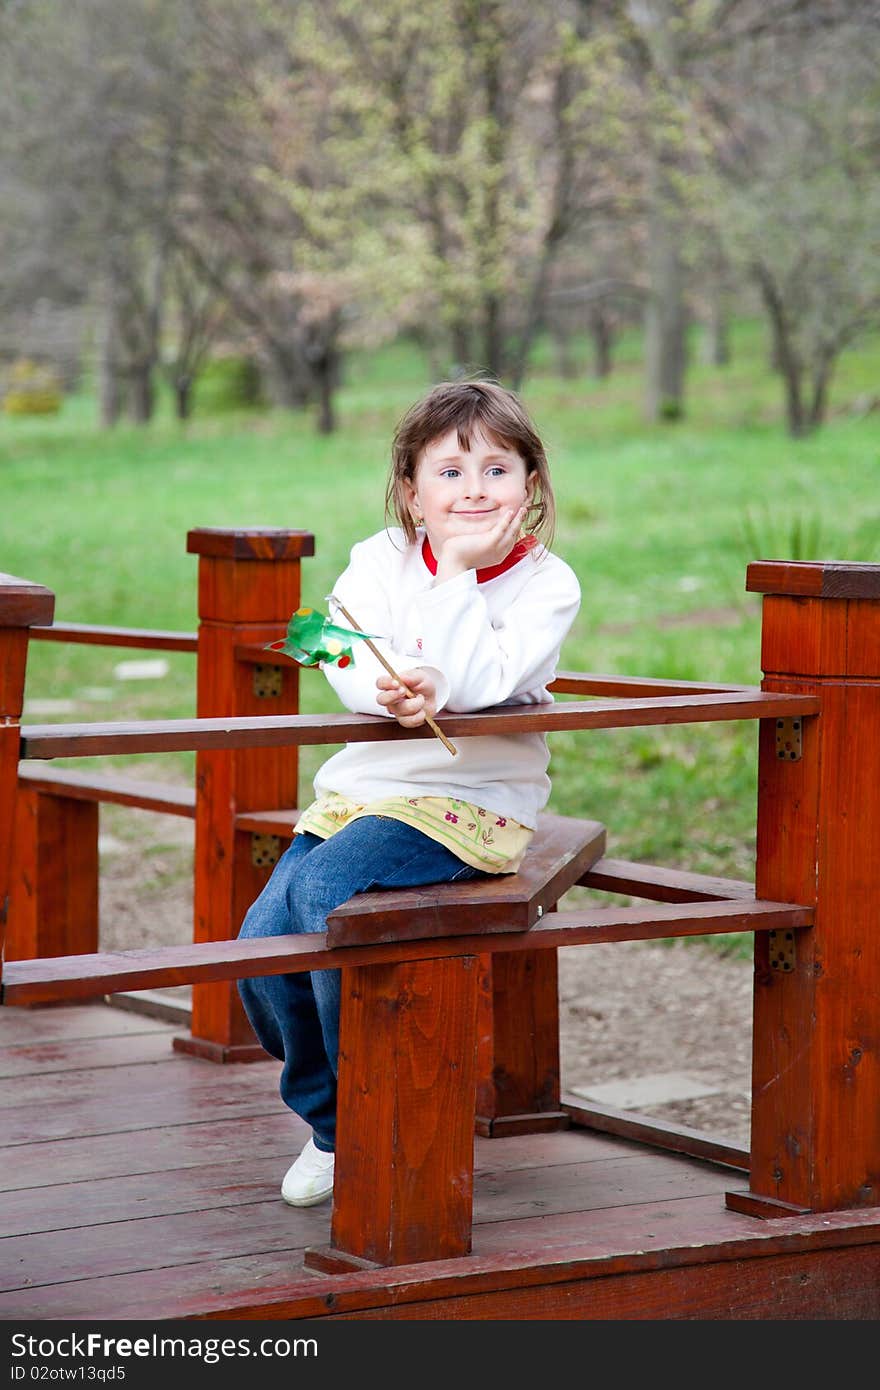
2, 320, 879, 956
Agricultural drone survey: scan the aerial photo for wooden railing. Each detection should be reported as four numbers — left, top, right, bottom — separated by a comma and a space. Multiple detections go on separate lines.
2, 547, 879, 1250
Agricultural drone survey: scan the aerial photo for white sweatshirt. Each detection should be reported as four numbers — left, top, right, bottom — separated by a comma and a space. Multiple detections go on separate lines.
316, 527, 581, 829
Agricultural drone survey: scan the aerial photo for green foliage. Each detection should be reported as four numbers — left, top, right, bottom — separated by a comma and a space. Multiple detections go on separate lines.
192, 356, 263, 414
2, 358, 62, 415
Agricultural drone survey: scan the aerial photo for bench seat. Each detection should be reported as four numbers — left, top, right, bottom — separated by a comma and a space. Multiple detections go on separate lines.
326, 813, 606, 946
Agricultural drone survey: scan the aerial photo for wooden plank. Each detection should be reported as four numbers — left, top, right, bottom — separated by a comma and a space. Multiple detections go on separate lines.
578, 856, 753, 902
0, 1112, 305, 1191
550, 671, 757, 696
0, 1197, 331, 1293
747, 559, 880, 600
2, 1147, 731, 1244
9, 1191, 880, 1323
0, 1002, 175, 1045
326, 815, 606, 946
234, 807, 300, 835
0, 1030, 176, 1078
19, 690, 821, 760
0, 898, 813, 1005
235, 1202, 880, 1321
17, 764, 196, 816
561, 1093, 750, 1172
325, 1246, 880, 1320
0, 575, 55, 629
0, 1114, 622, 1193
186, 527, 315, 561
0, 1060, 282, 1135
31, 623, 197, 651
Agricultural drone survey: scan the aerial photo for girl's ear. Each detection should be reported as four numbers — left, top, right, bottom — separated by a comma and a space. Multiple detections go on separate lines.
525, 470, 538, 504
402, 476, 420, 522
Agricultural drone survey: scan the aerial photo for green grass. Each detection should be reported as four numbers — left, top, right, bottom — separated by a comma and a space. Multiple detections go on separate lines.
3, 320, 879, 958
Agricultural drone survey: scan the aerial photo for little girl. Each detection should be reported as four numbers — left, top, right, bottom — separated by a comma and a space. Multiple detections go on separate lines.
238, 378, 581, 1207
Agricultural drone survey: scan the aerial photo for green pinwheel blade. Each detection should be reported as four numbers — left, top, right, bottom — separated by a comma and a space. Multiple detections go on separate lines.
265, 607, 376, 669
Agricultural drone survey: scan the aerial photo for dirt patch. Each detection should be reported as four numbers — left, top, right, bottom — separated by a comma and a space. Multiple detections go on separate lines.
99, 814, 753, 1150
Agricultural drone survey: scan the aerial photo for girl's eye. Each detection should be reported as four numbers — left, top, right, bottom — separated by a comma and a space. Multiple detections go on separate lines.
487, 466, 506, 477
440, 468, 460, 478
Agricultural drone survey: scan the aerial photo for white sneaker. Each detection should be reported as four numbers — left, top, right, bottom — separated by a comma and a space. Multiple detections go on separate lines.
281, 1136, 335, 1207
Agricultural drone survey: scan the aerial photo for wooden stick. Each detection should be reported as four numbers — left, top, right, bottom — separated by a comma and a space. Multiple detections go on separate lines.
327, 595, 458, 757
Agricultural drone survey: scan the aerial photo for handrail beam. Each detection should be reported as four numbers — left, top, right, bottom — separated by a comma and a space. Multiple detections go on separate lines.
19, 690, 820, 760
0, 896, 812, 1005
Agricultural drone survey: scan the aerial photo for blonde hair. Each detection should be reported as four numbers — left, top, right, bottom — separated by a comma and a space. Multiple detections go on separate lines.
385, 379, 556, 549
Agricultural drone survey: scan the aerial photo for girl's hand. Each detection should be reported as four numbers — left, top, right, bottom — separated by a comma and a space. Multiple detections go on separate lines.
434, 503, 527, 584
376, 669, 438, 728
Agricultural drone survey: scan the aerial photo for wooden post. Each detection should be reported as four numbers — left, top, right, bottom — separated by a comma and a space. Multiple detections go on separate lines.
730, 561, 880, 1216
7, 789, 99, 965
175, 528, 315, 1062
0, 575, 55, 998
305, 953, 480, 1271
475, 946, 568, 1136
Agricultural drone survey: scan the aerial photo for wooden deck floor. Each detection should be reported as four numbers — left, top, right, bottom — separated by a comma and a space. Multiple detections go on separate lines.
2, 1000, 879, 1321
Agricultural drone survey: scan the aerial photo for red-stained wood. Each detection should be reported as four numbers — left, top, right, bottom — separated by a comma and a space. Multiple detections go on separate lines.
326, 815, 605, 946
17, 764, 195, 816
183, 528, 312, 1062
19, 689, 821, 759
0, 722, 20, 988
747, 558, 880, 600
550, 670, 756, 696
2, 1000, 880, 1322
6, 788, 99, 966
578, 856, 753, 902
475, 947, 566, 1136
186, 528, 316, 562
234, 807, 299, 835
561, 1094, 749, 1171
31, 622, 197, 651
0, 575, 55, 630
0, 897, 812, 1006
748, 566, 880, 1213
315, 954, 480, 1268
0, 585, 53, 992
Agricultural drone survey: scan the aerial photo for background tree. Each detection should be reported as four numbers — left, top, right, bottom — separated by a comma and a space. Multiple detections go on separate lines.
693, 11, 880, 434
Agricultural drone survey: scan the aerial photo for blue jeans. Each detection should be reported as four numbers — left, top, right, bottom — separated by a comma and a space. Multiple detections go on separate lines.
237, 817, 485, 1153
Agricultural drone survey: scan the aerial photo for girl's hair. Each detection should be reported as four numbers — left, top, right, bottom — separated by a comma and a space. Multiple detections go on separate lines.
385, 378, 556, 549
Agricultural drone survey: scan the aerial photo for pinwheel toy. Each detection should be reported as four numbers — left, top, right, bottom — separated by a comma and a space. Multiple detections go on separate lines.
266, 602, 457, 756
265, 607, 369, 669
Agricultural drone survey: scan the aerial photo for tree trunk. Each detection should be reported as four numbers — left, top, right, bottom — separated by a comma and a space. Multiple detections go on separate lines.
644, 184, 687, 421
589, 307, 614, 379
483, 293, 503, 380
314, 353, 337, 435
263, 342, 311, 409
809, 355, 835, 430
552, 319, 579, 379
753, 263, 808, 437
128, 365, 154, 424
175, 378, 192, 421
450, 321, 473, 375
699, 296, 730, 366
98, 303, 122, 429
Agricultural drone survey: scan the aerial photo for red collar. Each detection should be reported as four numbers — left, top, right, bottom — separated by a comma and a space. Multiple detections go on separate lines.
421, 533, 537, 583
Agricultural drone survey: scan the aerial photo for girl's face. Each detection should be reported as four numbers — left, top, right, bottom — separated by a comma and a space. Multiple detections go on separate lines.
404, 425, 536, 553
